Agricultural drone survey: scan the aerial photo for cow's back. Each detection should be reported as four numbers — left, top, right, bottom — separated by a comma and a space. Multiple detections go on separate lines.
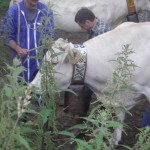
9, 0, 150, 32
83, 22, 150, 97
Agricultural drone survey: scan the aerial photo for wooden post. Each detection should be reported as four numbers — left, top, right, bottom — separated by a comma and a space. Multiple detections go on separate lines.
127, 0, 136, 14
126, 0, 139, 22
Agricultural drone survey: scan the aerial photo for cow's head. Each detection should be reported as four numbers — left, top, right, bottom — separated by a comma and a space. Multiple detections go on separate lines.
27, 38, 78, 92
42, 38, 82, 89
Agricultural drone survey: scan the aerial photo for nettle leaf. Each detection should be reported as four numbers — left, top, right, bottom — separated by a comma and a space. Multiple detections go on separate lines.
51, 51, 64, 58
13, 66, 24, 77
74, 138, 93, 150
113, 77, 117, 84
4, 87, 13, 97
95, 135, 103, 149
120, 145, 133, 150
58, 131, 75, 138
20, 127, 34, 134
106, 121, 124, 128
39, 107, 52, 124
13, 86, 27, 96
13, 134, 31, 150
101, 111, 108, 121
68, 124, 88, 130
81, 117, 99, 126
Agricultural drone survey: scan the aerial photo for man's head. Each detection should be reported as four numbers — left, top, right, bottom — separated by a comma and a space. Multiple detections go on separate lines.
25, 0, 39, 9
75, 7, 96, 31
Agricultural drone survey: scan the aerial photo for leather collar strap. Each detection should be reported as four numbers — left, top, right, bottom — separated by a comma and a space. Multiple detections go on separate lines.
71, 44, 87, 85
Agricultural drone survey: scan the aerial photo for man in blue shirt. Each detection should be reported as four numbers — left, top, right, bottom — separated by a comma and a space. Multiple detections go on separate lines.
2, 0, 56, 84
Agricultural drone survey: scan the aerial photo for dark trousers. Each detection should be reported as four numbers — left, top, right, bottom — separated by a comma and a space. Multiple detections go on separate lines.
141, 105, 150, 127
82, 85, 93, 114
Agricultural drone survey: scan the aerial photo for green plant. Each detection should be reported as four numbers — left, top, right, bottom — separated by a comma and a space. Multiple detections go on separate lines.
60, 44, 139, 150
0, 58, 31, 150
0, 57, 56, 150
0, 6, 59, 149
133, 127, 150, 150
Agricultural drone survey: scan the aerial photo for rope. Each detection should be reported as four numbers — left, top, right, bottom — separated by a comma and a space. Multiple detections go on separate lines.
17, 3, 20, 46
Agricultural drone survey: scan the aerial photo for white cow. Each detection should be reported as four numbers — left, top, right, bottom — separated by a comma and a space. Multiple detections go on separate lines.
9, 0, 150, 32
29, 22, 150, 146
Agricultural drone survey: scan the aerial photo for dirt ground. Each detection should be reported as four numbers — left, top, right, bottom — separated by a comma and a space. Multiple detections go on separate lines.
0, 14, 149, 149
55, 93, 148, 150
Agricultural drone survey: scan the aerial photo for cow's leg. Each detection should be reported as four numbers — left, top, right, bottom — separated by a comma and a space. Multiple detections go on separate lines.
82, 85, 93, 115
113, 111, 125, 146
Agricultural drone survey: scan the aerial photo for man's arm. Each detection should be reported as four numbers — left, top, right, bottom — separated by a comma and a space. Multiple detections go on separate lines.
9, 40, 28, 57
2, 5, 28, 58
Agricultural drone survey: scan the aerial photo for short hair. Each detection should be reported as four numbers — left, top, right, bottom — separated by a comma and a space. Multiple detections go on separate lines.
75, 7, 95, 24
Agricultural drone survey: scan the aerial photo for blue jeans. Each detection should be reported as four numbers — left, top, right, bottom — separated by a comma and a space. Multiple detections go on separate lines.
141, 105, 150, 127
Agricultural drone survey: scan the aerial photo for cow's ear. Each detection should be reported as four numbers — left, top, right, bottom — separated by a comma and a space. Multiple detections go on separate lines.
60, 43, 74, 64
53, 38, 69, 51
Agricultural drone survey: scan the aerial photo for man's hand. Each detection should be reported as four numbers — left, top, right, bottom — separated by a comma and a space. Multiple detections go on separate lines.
9, 40, 28, 58
17, 48, 28, 57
